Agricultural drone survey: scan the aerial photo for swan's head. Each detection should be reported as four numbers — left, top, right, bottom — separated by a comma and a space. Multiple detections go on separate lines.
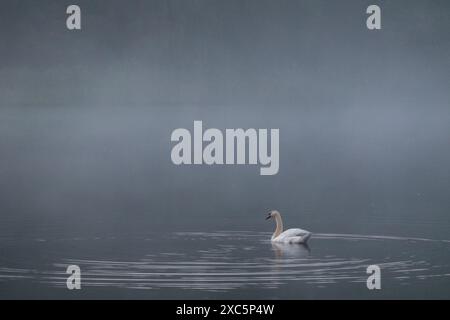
265, 210, 280, 220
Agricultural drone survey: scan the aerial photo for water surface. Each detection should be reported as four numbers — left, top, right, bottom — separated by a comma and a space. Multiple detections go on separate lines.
1, 230, 449, 299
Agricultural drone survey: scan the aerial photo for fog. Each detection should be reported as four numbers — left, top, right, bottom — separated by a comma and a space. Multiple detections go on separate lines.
1, 0, 450, 240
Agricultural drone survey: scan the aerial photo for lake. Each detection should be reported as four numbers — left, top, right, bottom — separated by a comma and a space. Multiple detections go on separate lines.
1, 227, 449, 299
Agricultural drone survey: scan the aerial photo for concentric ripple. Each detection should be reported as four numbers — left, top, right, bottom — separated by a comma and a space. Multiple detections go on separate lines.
1, 231, 449, 296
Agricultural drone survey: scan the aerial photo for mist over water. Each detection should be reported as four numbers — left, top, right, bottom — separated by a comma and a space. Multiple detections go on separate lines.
1, 0, 450, 298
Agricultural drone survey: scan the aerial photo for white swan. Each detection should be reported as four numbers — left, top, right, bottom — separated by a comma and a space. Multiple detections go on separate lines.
266, 210, 311, 244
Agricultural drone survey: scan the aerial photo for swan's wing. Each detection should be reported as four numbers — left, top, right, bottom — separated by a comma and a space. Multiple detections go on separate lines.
285, 234, 311, 244
280, 228, 310, 237
276, 228, 311, 242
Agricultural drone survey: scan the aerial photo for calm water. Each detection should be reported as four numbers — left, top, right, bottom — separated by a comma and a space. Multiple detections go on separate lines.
1, 230, 449, 299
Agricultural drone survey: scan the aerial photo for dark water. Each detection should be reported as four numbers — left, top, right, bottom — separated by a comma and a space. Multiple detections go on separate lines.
1, 229, 449, 299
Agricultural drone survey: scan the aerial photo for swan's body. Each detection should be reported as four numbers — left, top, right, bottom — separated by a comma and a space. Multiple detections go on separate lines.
266, 210, 311, 244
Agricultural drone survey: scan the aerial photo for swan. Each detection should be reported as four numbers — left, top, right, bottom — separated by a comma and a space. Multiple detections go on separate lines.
265, 210, 311, 244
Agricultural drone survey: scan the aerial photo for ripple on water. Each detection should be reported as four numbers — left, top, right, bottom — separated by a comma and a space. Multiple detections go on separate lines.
1, 232, 449, 292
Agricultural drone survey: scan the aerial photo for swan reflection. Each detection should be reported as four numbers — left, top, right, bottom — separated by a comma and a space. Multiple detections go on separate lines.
271, 241, 310, 259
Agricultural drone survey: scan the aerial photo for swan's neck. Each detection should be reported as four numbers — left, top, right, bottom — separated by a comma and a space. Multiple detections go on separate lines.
272, 214, 283, 239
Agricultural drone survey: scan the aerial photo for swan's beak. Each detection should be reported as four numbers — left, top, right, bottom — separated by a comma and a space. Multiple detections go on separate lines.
265, 213, 272, 220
